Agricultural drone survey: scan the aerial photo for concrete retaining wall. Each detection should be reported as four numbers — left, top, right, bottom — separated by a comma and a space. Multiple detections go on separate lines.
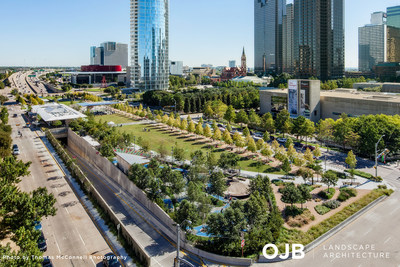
67, 128, 253, 266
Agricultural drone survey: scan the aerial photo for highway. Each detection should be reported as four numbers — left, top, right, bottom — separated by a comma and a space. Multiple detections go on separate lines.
8, 105, 113, 267
68, 150, 207, 267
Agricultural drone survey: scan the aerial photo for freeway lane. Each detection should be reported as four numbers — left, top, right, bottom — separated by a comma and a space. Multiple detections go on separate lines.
9, 107, 112, 267
68, 150, 206, 267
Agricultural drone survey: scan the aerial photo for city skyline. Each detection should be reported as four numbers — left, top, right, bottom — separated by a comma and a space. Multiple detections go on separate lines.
0, 0, 399, 69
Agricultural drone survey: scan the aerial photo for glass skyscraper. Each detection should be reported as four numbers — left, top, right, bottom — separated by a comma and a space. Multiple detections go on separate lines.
293, 0, 344, 81
254, 0, 286, 75
130, 0, 169, 91
387, 5, 400, 28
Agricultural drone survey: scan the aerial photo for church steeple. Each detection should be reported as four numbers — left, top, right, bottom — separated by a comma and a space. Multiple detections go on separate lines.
241, 47, 247, 72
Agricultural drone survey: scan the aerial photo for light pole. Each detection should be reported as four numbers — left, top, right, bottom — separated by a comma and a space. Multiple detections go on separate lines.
133, 136, 136, 151
375, 134, 385, 178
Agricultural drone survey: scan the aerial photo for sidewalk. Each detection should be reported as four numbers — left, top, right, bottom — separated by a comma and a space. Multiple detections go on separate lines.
38, 130, 136, 267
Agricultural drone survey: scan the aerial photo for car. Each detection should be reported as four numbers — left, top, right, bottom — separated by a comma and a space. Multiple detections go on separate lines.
13, 114, 17, 118
294, 142, 303, 148
42, 256, 53, 267
33, 221, 42, 231
303, 145, 316, 151
270, 136, 275, 141
37, 232, 47, 252
12, 144, 20, 155
277, 138, 287, 143
253, 132, 263, 138
102, 253, 122, 267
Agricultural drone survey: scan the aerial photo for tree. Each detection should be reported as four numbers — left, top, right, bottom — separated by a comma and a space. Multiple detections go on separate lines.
285, 138, 293, 148
176, 200, 199, 229
234, 134, 245, 150
212, 128, 222, 141
0, 95, 8, 105
287, 144, 296, 162
218, 152, 240, 170
195, 123, 203, 136
298, 184, 312, 209
275, 110, 290, 135
271, 139, 280, 152
304, 148, 314, 164
180, 119, 188, 131
236, 110, 249, 126
244, 192, 268, 226
222, 129, 233, 145
226, 123, 232, 132
140, 139, 150, 152
256, 139, 264, 150
262, 116, 275, 133
158, 143, 168, 159
173, 144, 185, 162
297, 167, 314, 184
246, 136, 257, 152
224, 105, 236, 123
322, 171, 338, 191
128, 164, 151, 189
204, 104, 214, 118
209, 171, 227, 197
248, 109, 261, 127
187, 181, 202, 202
280, 183, 301, 207
243, 127, 250, 137
263, 131, 270, 142
313, 145, 322, 158
261, 145, 273, 159
170, 171, 185, 195
0, 131, 12, 158
207, 152, 218, 170
249, 175, 272, 197
204, 124, 212, 138
187, 121, 196, 133
345, 150, 357, 184
281, 158, 291, 178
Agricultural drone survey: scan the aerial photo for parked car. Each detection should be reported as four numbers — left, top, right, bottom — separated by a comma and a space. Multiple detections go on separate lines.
33, 221, 42, 231
277, 138, 287, 143
103, 253, 122, 267
253, 132, 263, 138
37, 232, 47, 252
294, 142, 303, 148
13, 114, 18, 118
12, 144, 20, 155
42, 256, 53, 267
304, 145, 316, 151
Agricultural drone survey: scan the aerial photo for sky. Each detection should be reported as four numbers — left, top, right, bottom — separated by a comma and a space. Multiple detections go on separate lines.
0, 0, 399, 69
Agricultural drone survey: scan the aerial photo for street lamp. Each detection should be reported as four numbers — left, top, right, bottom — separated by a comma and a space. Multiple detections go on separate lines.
133, 136, 136, 151
375, 134, 385, 178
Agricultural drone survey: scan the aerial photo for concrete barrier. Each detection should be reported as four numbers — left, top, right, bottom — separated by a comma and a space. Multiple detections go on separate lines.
67, 128, 253, 266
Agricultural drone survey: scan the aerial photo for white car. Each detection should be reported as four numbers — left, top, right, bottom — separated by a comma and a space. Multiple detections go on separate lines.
277, 138, 287, 143
12, 144, 20, 155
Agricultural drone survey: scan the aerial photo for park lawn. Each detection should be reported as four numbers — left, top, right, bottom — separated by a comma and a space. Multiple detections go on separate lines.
94, 114, 138, 124
117, 123, 283, 174
85, 88, 103, 92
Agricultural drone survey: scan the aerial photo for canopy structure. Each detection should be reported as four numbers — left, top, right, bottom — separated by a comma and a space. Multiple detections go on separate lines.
32, 104, 86, 122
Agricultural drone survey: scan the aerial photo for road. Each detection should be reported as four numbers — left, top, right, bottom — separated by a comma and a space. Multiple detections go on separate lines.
9, 105, 113, 267
69, 150, 206, 267
265, 166, 400, 267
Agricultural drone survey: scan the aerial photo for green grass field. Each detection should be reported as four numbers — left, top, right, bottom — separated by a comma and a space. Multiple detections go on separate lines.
94, 114, 138, 124
111, 122, 283, 174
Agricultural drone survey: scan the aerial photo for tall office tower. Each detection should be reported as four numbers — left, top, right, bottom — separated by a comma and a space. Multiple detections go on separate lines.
90, 42, 128, 68
130, 0, 169, 91
282, 3, 294, 74
229, 60, 236, 68
254, 0, 286, 75
359, 12, 387, 72
387, 5, 400, 28
293, 0, 344, 81
387, 26, 400, 62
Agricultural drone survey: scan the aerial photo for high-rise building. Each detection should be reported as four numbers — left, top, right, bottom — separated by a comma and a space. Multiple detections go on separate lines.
387, 5, 400, 28
282, 3, 294, 74
387, 26, 400, 62
130, 0, 169, 91
359, 12, 387, 72
293, 0, 344, 81
90, 42, 128, 68
229, 60, 236, 68
169, 61, 183, 76
254, 0, 286, 75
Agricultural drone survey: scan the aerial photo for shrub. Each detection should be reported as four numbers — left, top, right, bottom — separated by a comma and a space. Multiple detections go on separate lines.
377, 185, 387, 189
337, 187, 357, 202
318, 188, 336, 199
284, 206, 303, 217
315, 205, 331, 215
323, 200, 341, 209
326, 169, 346, 179
287, 209, 315, 227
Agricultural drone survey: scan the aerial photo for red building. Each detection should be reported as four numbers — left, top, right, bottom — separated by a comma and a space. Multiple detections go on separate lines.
220, 48, 247, 81
81, 65, 122, 72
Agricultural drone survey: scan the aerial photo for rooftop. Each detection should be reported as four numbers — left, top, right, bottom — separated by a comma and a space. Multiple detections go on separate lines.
32, 103, 86, 122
